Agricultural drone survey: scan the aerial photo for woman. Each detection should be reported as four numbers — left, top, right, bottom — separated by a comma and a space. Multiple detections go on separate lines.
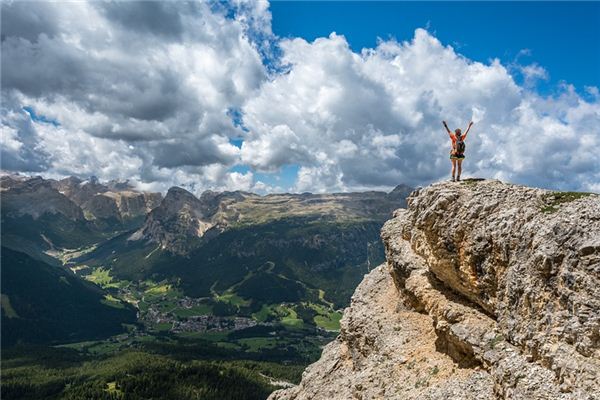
442, 120, 473, 182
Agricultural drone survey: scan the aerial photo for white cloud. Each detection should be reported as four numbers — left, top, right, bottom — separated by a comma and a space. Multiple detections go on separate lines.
1, 124, 22, 153
241, 28, 600, 192
2, 1, 598, 194
520, 63, 549, 87
1, 0, 269, 191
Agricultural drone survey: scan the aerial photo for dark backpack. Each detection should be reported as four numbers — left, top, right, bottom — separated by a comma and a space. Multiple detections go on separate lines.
455, 137, 465, 154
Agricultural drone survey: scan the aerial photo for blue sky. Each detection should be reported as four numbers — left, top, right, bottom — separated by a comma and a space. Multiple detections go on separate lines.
246, 1, 600, 190
271, 1, 600, 96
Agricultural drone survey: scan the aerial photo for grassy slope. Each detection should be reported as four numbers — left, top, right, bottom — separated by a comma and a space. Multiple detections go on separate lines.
1, 247, 136, 347
77, 216, 385, 308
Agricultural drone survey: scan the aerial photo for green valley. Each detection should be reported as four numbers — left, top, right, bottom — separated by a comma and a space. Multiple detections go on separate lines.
0, 174, 411, 399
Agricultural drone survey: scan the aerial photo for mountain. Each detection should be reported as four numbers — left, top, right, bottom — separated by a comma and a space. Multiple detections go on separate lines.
76, 185, 412, 309
270, 180, 600, 399
127, 186, 410, 256
0, 174, 161, 263
1, 247, 136, 347
1, 173, 412, 352
128, 186, 222, 255
1, 174, 101, 262
0, 175, 415, 397
1, 174, 85, 221
50, 175, 162, 230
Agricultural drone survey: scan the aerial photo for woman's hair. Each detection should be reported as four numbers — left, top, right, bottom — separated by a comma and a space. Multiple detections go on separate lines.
455, 128, 462, 135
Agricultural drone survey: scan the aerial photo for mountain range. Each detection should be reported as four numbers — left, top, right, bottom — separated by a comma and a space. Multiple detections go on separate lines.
0, 173, 412, 348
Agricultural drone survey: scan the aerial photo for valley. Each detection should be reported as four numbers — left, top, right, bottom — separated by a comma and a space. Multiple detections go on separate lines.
0, 174, 411, 399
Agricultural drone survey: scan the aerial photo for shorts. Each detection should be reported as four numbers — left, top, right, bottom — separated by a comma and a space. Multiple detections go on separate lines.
450, 153, 465, 160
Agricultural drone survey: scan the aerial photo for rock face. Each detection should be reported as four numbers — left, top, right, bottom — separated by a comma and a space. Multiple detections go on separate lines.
130, 185, 412, 256
270, 180, 600, 400
0, 175, 84, 220
51, 176, 162, 222
129, 186, 220, 255
1, 174, 162, 224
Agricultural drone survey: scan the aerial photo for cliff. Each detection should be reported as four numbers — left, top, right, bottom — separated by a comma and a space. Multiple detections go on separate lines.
50, 175, 162, 222
0, 175, 85, 220
129, 186, 218, 255
128, 185, 411, 256
270, 180, 599, 400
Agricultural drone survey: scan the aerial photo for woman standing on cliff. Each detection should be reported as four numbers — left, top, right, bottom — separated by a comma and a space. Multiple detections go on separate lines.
442, 120, 474, 182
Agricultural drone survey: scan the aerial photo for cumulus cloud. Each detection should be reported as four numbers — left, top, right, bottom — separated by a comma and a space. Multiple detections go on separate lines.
1, 2, 598, 193
1, 0, 268, 193
0, 97, 51, 172
241, 29, 600, 192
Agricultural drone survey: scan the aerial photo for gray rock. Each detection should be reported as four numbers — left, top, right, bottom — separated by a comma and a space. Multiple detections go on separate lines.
271, 180, 599, 400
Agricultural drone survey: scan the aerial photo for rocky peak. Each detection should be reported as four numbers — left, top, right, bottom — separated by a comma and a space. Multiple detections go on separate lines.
50, 175, 162, 222
51, 175, 108, 206
164, 186, 204, 207
129, 186, 217, 255
1, 175, 84, 220
1, 174, 162, 226
271, 179, 599, 399
58, 175, 83, 188
387, 183, 414, 200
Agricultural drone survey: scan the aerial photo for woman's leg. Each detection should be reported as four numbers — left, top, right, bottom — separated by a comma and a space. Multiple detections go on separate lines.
451, 159, 457, 181
457, 159, 463, 181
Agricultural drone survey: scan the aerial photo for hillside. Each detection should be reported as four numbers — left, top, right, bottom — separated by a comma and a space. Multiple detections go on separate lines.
270, 180, 600, 399
1, 174, 412, 350
0, 174, 162, 263
75, 184, 411, 318
1, 247, 136, 347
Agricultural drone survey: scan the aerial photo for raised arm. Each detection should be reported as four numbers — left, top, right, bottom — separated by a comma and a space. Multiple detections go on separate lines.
463, 121, 474, 139
442, 120, 452, 137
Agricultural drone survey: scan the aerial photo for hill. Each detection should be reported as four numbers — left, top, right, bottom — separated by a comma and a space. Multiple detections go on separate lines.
1, 174, 412, 347
270, 179, 600, 399
1, 247, 136, 347
0, 174, 162, 264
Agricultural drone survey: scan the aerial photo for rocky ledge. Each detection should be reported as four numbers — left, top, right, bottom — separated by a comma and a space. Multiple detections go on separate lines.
269, 179, 599, 400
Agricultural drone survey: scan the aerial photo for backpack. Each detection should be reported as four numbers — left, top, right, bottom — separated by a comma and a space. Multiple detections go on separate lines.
455, 136, 465, 154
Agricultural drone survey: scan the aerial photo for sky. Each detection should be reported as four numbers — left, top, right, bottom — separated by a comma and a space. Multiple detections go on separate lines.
1, 1, 599, 195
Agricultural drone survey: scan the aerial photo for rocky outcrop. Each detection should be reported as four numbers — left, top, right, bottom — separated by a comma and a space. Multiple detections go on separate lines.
51, 175, 105, 206
130, 186, 412, 256
0, 175, 84, 220
81, 190, 161, 222
270, 180, 599, 400
129, 186, 220, 255
51, 176, 162, 222
1, 174, 162, 224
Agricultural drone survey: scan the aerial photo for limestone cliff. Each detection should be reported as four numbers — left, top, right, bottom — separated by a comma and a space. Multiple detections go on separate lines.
270, 180, 599, 400
50, 175, 162, 222
0, 175, 85, 220
128, 186, 218, 255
